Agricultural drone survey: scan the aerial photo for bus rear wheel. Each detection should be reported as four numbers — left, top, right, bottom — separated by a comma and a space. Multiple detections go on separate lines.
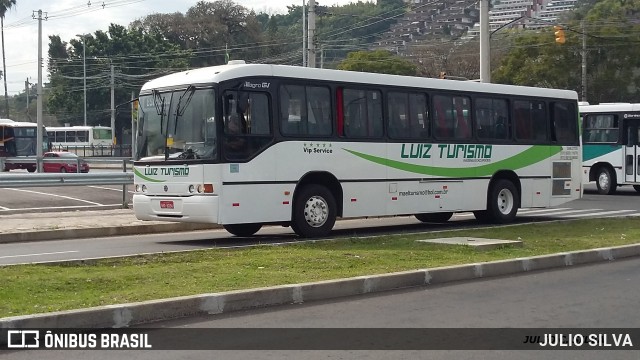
475, 179, 519, 224
292, 184, 336, 238
415, 212, 453, 223
223, 223, 262, 237
596, 167, 616, 195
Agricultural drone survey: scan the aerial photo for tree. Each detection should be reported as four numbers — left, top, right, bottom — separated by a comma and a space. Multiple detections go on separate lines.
0, 0, 16, 118
131, 0, 265, 67
47, 24, 190, 136
337, 50, 417, 76
493, 0, 640, 102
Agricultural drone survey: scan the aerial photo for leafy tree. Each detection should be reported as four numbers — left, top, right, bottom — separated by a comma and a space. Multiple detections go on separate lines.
47, 24, 189, 139
493, 0, 640, 102
131, 0, 265, 67
337, 50, 417, 75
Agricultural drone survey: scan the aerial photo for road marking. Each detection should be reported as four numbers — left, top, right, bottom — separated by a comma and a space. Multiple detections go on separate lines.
0, 204, 123, 212
4, 188, 103, 205
561, 209, 636, 218
518, 208, 573, 214
0, 251, 80, 259
88, 185, 134, 194
520, 208, 596, 216
0, 205, 11, 210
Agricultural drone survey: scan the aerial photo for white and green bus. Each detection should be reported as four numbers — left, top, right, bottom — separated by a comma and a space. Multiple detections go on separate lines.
132, 61, 582, 238
580, 102, 640, 194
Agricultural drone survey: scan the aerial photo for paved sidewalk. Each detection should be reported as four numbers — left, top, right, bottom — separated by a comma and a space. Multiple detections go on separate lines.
0, 209, 218, 243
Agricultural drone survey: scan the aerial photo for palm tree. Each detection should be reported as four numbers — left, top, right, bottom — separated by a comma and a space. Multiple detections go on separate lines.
0, 0, 16, 119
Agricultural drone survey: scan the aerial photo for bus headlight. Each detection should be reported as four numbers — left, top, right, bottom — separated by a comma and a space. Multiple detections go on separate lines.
197, 184, 204, 193
141, 185, 147, 193
135, 184, 140, 192
188, 184, 195, 193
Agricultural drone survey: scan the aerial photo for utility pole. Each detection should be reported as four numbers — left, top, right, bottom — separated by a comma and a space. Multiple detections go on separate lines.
111, 64, 115, 150
479, 0, 490, 83
581, 20, 587, 102
302, 0, 306, 67
1, 16, 8, 118
75, 34, 88, 126
307, 0, 316, 68
25, 78, 30, 120
34, 9, 47, 172
131, 91, 136, 158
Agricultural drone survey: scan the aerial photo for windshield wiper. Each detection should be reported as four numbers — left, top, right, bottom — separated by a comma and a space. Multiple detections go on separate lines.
165, 86, 196, 161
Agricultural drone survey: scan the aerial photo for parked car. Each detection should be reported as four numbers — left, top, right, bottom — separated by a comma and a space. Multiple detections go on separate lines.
43, 152, 90, 173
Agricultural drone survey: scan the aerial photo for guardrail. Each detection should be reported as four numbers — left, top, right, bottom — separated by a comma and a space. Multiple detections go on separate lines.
0, 171, 133, 208
0, 157, 131, 172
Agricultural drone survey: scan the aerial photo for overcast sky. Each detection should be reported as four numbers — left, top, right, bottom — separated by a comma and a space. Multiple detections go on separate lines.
2, 0, 357, 96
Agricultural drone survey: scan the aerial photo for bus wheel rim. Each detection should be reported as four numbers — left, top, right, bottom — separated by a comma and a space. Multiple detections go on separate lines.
497, 188, 514, 215
303, 195, 328, 227
598, 173, 609, 190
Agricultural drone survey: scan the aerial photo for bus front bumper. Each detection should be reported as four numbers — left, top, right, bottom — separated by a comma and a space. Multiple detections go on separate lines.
132, 194, 219, 223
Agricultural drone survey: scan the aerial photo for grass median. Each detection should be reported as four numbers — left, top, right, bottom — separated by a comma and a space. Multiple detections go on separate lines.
1, 217, 639, 318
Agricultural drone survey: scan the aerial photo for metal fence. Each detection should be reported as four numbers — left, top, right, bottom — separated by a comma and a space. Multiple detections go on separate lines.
50, 144, 132, 157
0, 157, 133, 208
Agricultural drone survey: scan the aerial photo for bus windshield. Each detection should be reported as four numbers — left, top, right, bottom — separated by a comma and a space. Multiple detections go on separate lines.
136, 88, 216, 161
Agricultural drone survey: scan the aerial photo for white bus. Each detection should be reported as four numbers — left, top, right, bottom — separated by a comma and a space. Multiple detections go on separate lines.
47, 125, 113, 157
580, 103, 640, 194
132, 62, 582, 238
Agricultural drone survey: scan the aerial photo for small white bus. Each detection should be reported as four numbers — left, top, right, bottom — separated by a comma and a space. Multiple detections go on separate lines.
47, 125, 113, 157
580, 102, 640, 194
132, 62, 582, 237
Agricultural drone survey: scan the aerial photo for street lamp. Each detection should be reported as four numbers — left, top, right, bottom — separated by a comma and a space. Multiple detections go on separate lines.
76, 34, 87, 126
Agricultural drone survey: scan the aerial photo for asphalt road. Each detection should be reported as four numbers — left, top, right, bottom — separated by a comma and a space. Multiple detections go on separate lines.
0, 169, 132, 213
1, 182, 640, 265
0, 169, 639, 214
3, 256, 638, 359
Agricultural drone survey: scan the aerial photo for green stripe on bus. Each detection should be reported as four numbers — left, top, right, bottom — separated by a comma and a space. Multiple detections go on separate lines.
133, 167, 166, 183
344, 146, 563, 177
582, 144, 620, 162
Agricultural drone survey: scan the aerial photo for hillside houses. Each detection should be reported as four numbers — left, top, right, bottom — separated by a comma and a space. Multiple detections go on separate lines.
374, 0, 577, 54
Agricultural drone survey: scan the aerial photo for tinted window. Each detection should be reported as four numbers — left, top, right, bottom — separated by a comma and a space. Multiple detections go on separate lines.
583, 114, 618, 143
280, 85, 331, 136
433, 95, 471, 140
342, 88, 383, 138
475, 97, 509, 140
388, 92, 428, 139
514, 100, 548, 142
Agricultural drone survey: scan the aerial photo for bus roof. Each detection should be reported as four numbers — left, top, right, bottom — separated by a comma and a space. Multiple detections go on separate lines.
140, 62, 578, 100
0, 119, 40, 127
579, 103, 640, 113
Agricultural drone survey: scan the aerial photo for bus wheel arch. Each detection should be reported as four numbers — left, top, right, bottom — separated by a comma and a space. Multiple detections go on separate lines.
291, 172, 341, 238
474, 172, 520, 224
591, 164, 616, 195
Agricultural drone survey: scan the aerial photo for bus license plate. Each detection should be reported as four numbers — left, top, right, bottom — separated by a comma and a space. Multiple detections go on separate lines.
160, 201, 174, 209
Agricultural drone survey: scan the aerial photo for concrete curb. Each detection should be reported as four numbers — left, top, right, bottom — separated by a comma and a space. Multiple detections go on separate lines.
0, 223, 220, 244
2, 243, 640, 329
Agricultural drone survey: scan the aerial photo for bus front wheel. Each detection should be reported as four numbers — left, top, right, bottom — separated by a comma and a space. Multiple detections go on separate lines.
596, 167, 616, 195
223, 223, 262, 237
292, 184, 336, 238
475, 179, 519, 224
415, 212, 453, 223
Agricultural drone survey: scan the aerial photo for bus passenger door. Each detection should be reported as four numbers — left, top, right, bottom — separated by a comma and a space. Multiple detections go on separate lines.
623, 120, 640, 184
